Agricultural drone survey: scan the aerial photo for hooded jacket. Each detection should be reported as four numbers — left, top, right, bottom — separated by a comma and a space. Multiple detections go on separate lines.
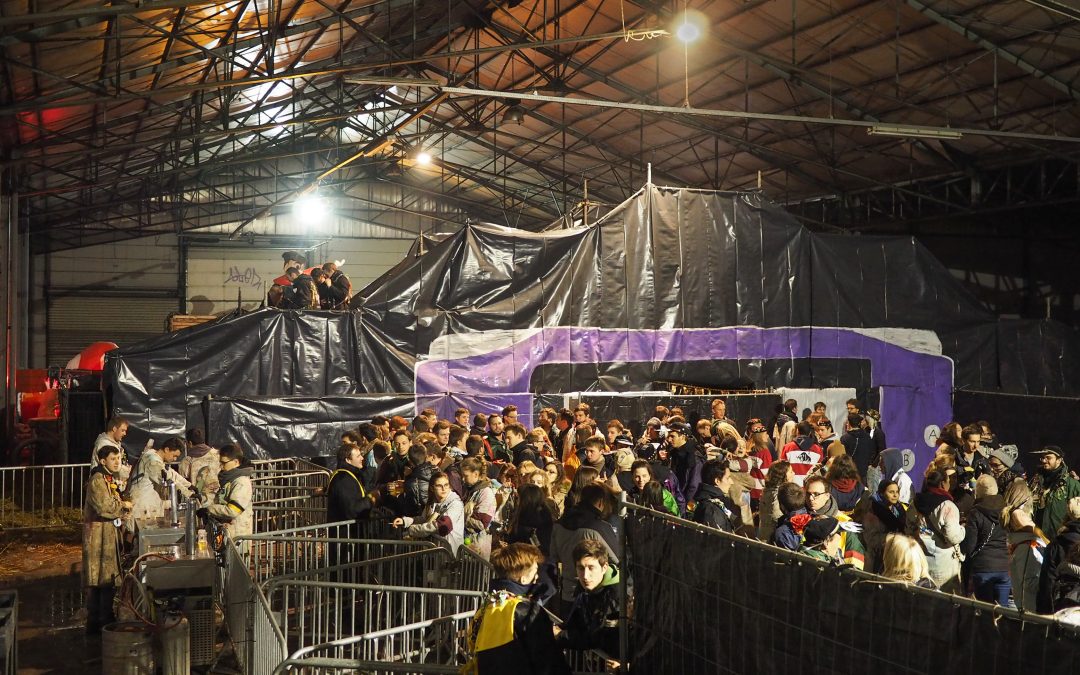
909, 489, 965, 591
327, 463, 375, 523
771, 507, 811, 551
557, 564, 621, 657
551, 503, 622, 601
205, 464, 254, 538
402, 462, 436, 517
879, 448, 913, 504
960, 494, 1009, 575
841, 428, 875, 480
401, 489, 465, 554
692, 483, 736, 533
828, 478, 866, 513
670, 438, 703, 507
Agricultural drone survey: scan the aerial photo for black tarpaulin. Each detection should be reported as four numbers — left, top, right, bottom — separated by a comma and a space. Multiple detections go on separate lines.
105, 183, 1080, 454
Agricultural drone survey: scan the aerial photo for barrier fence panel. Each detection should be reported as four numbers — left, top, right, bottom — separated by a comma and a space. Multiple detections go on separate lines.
0, 463, 90, 529
622, 503, 1080, 675
261, 581, 484, 660
272, 611, 475, 675
454, 545, 493, 593
240, 533, 435, 585
266, 547, 454, 589
222, 538, 287, 673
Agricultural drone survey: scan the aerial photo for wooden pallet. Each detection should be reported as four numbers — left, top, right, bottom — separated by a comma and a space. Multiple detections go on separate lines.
167, 314, 218, 332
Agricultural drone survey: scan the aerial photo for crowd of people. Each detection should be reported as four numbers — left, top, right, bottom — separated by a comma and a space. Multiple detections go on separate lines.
321, 398, 1080, 669
266, 250, 353, 310
82, 397, 1080, 660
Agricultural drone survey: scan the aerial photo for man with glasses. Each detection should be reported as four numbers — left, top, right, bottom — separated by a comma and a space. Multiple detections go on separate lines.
197, 443, 253, 539
805, 475, 866, 569
1030, 446, 1080, 542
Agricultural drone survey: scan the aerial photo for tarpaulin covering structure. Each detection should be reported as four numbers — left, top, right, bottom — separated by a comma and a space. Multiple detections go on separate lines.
624, 504, 1080, 674
105, 184, 1080, 465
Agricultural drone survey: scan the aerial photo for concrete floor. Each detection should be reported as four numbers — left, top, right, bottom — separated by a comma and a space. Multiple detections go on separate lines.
8, 573, 96, 675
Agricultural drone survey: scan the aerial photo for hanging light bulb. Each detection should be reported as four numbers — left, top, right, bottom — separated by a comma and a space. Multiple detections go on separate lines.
674, 10, 707, 43
415, 150, 432, 166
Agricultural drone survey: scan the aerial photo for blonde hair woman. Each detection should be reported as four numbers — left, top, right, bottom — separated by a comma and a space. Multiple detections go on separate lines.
881, 533, 936, 588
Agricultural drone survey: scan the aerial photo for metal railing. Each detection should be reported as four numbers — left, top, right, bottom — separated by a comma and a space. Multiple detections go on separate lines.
222, 537, 287, 673
0, 463, 90, 529
240, 532, 435, 585
265, 547, 454, 589
454, 543, 494, 594
261, 580, 485, 659
271, 611, 474, 675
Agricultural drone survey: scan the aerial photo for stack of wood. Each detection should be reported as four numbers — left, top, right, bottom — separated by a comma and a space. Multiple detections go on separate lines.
166, 314, 218, 332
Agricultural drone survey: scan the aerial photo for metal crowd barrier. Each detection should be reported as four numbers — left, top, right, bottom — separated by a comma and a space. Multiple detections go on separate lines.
222, 537, 288, 673
0, 462, 90, 529
240, 532, 434, 585
454, 543, 494, 593
261, 580, 485, 660
271, 610, 474, 675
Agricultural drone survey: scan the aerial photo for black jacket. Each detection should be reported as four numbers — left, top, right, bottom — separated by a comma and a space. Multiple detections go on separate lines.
556, 565, 621, 657
327, 464, 374, 523
285, 274, 318, 309
510, 441, 539, 466
327, 270, 352, 308
402, 462, 435, 517
692, 483, 736, 533
1037, 519, 1080, 613
841, 429, 875, 479
557, 503, 622, 558
508, 502, 556, 557
960, 494, 1009, 575
476, 577, 570, 675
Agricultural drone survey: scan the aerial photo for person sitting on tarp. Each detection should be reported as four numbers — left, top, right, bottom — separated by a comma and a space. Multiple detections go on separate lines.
465, 543, 569, 675
322, 261, 353, 309
272, 250, 306, 286
282, 267, 319, 309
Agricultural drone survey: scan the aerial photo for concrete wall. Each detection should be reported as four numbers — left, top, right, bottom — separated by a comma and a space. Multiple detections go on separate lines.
30, 234, 413, 367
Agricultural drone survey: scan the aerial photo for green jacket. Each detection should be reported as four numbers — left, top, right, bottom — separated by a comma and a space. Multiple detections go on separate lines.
1032, 464, 1080, 540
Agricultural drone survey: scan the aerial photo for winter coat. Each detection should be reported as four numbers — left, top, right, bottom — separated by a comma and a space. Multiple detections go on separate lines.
285, 273, 319, 309
402, 490, 465, 554
841, 428, 875, 480
961, 495, 1009, 575
692, 483, 736, 533
1037, 519, 1080, 614
861, 496, 908, 574
508, 502, 557, 557
1008, 524, 1048, 613
878, 448, 913, 504
551, 503, 621, 601
464, 480, 497, 559
127, 448, 192, 523
648, 461, 685, 514
670, 439, 703, 508
509, 441, 539, 467
557, 564, 621, 657
471, 578, 571, 675
327, 463, 375, 523
327, 270, 352, 308
83, 466, 127, 588
771, 508, 810, 551
829, 478, 866, 514
179, 445, 220, 495
402, 462, 436, 517
757, 484, 783, 543
910, 490, 966, 592
1031, 464, 1080, 542
204, 465, 254, 539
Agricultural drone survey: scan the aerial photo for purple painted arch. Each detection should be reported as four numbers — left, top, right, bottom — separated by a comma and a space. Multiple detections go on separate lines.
415, 326, 953, 478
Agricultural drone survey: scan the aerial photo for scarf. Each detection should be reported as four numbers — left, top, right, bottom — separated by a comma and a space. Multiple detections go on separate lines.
90, 464, 122, 501
870, 492, 906, 532
928, 487, 953, 501
831, 478, 858, 493
186, 443, 213, 459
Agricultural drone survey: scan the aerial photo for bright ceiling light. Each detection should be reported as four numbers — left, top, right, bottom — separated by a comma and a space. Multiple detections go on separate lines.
675, 10, 707, 43
415, 150, 432, 166
292, 192, 329, 226
868, 125, 962, 140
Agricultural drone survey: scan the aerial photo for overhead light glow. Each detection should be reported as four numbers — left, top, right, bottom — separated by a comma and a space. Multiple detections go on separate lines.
674, 10, 707, 43
292, 192, 329, 226
415, 150, 432, 166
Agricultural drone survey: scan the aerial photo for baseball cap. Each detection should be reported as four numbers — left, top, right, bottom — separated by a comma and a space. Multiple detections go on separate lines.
1032, 445, 1064, 459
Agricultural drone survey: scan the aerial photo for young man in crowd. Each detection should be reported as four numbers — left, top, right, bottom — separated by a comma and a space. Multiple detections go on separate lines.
557, 539, 622, 667
693, 459, 737, 533
487, 414, 509, 463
